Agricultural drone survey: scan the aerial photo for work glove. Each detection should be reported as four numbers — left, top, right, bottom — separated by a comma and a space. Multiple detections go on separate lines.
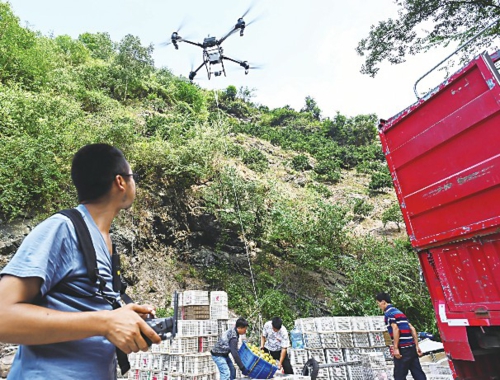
241, 368, 250, 376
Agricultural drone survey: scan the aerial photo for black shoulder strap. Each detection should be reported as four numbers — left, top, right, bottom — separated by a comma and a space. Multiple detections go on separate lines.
58, 209, 99, 284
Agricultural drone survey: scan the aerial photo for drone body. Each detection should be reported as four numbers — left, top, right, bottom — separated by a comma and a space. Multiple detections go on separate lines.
169, 16, 252, 81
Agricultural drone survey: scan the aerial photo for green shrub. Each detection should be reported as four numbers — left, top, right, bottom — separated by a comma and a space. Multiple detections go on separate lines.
291, 154, 310, 171
242, 148, 269, 173
382, 203, 404, 231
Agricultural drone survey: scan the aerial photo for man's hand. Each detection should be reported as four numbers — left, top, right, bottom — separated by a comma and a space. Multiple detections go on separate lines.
416, 345, 423, 357
104, 303, 161, 354
393, 347, 402, 359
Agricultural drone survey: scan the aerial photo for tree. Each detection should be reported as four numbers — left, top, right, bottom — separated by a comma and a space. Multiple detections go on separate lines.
300, 95, 321, 120
78, 32, 116, 61
112, 34, 154, 100
356, 1, 500, 77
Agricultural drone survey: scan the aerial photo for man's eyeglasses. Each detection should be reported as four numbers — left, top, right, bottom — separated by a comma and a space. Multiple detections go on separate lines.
116, 173, 140, 182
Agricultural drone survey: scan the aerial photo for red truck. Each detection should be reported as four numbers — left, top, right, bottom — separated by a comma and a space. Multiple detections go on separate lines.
378, 50, 500, 379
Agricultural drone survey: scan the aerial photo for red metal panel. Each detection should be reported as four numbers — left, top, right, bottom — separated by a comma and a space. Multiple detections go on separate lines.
379, 53, 500, 248
429, 235, 500, 313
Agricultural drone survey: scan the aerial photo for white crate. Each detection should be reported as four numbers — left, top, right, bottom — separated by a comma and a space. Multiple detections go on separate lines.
429, 363, 452, 375
337, 332, 354, 348
329, 365, 348, 380
177, 320, 200, 337
149, 371, 168, 380
347, 365, 364, 380
128, 369, 140, 380
296, 318, 317, 332
344, 348, 361, 362
210, 291, 228, 305
352, 332, 370, 348
183, 374, 217, 380
182, 353, 215, 374
363, 367, 390, 379
168, 355, 183, 373
325, 348, 344, 363
289, 349, 309, 366
351, 317, 370, 332
182, 290, 210, 306
170, 337, 198, 355
368, 316, 386, 331
210, 304, 229, 319
199, 320, 219, 336
320, 332, 339, 348
139, 353, 153, 370
335, 317, 352, 332
315, 317, 336, 332
198, 336, 218, 353
368, 331, 386, 347
361, 352, 386, 368
307, 348, 326, 364
428, 376, 453, 380
316, 367, 330, 380
303, 332, 322, 349
373, 346, 392, 361
151, 355, 164, 371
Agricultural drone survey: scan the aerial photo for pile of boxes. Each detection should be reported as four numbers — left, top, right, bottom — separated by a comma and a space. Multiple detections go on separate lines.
127, 290, 236, 380
289, 316, 393, 380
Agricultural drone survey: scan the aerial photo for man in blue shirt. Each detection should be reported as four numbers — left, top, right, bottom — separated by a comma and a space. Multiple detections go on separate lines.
0, 144, 161, 379
376, 292, 427, 380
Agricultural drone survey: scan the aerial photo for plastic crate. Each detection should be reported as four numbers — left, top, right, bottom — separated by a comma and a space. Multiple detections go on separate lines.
368, 331, 386, 347
344, 348, 361, 362
210, 304, 229, 319
347, 365, 364, 380
289, 349, 309, 366
198, 336, 218, 353
329, 365, 347, 380
351, 317, 370, 332
139, 353, 153, 370
361, 352, 386, 368
368, 316, 386, 331
170, 337, 198, 355
325, 348, 344, 363
199, 320, 218, 336
334, 317, 352, 332
337, 332, 354, 348
182, 353, 215, 375
169, 355, 183, 373
177, 320, 200, 337
303, 332, 322, 349
352, 332, 370, 348
210, 291, 228, 305
296, 318, 317, 332
320, 333, 339, 348
238, 342, 279, 379
182, 290, 210, 306
315, 317, 336, 332
307, 349, 326, 364
181, 305, 211, 320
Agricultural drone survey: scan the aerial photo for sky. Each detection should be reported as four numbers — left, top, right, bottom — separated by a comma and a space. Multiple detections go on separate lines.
9, 0, 459, 119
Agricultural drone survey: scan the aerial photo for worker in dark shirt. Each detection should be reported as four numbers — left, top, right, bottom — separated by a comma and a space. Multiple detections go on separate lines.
211, 317, 250, 380
376, 292, 427, 380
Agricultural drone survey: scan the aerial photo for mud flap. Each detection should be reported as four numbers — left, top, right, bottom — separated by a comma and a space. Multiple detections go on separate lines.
302, 358, 319, 380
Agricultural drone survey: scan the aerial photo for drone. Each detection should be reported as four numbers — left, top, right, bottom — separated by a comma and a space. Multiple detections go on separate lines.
167, 12, 257, 81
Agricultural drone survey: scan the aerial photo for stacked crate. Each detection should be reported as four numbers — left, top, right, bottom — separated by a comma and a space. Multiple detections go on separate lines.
290, 316, 392, 380
128, 290, 230, 380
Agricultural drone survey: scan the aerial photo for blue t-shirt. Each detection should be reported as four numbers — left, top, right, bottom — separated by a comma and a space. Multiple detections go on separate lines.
1, 205, 119, 379
384, 304, 415, 348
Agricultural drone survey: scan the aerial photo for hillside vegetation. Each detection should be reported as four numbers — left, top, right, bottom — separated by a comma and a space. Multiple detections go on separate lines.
0, 2, 435, 334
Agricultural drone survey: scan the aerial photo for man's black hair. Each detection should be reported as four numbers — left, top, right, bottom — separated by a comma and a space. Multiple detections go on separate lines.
71, 144, 129, 202
271, 317, 283, 330
375, 292, 391, 303
236, 317, 249, 328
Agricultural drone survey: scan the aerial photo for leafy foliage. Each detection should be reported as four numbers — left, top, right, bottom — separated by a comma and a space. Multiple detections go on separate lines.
0, 2, 435, 332
356, 0, 500, 77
